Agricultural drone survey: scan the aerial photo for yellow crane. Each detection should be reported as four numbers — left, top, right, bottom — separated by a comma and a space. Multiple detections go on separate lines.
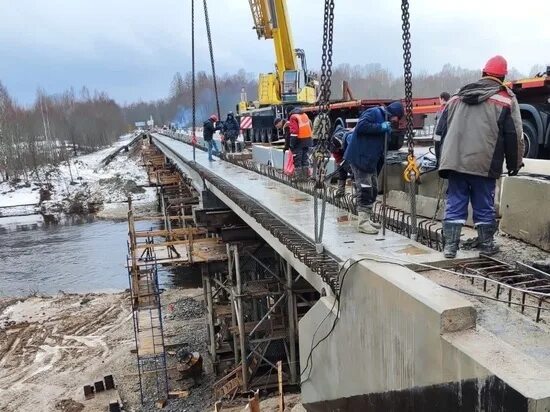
239, 0, 317, 113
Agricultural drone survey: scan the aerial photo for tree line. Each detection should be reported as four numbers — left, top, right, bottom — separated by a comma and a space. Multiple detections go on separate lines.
123, 69, 258, 128
0, 83, 126, 181
1, 62, 546, 181
125, 63, 546, 129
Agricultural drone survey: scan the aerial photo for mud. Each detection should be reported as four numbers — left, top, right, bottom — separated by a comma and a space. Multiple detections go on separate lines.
0, 292, 132, 412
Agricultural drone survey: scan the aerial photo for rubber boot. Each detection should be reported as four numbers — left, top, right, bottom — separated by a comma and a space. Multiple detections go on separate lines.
477, 223, 499, 256
335, 180, 346, 198
366, 208, 382, 229
443, 222, 462, 258
358, 211, 379, 235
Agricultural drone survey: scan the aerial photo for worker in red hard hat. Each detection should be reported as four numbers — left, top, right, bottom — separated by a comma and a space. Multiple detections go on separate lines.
436, 55, 524, 258
203, 114, 221, 161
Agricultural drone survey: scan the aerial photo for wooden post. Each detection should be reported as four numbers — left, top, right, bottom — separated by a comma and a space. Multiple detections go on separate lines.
248, 390, 260, 412
277, 360, 284, 412
214, 401, 222, 412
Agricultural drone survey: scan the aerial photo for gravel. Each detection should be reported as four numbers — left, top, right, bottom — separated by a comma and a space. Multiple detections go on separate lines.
168, 297, 206, 321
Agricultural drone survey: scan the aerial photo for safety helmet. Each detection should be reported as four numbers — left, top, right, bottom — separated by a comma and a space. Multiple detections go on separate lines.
483, 55, 508, 77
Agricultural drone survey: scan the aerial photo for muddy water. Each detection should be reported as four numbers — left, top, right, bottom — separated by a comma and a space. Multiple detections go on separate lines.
0, 215, 202, 297
0, 216, 131, 296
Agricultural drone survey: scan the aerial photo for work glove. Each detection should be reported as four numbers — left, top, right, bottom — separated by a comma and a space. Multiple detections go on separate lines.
381, 121, 392, 132
507, 162, 525, 176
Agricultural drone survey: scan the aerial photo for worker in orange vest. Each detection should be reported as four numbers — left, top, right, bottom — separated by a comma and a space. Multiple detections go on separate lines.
288, 107, 313, 179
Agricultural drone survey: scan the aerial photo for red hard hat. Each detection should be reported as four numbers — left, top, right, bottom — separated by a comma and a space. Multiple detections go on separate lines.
483, 55, 508, 77
210, 114, 218, 122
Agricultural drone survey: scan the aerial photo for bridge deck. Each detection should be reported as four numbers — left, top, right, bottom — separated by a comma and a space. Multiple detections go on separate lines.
152, 134, 473, 284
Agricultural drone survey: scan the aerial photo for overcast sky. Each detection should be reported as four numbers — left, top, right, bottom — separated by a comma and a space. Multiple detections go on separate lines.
1, 0, 549, 106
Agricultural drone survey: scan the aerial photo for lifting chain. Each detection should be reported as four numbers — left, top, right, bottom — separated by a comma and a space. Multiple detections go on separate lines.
313, 0, 335, 251
203, 0, 221, 121
191, 0, 197, 161
401, 0, 418, 239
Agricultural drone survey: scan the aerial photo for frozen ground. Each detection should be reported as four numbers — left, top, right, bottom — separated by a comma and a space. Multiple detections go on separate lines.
0, 133, 157, 219
0, 292, 133, 412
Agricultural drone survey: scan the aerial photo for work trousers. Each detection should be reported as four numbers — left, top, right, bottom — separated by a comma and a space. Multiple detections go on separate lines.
290, 137, 312, 169
337, 162, 351, 182
351, 165, 378, 212
207, 139, 220, 160
444, 171, 496, 225
224, 137, 237, 153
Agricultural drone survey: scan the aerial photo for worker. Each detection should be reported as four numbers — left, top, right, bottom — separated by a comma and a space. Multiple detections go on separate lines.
274, 117, 291, 152
343, 102, 404, 234
434, 92, 450, 166
203, 114, 221, 161
222, 112, 240, 153
288, 107, 313, 179
436, 55, 524, 258
330, 124, 351, 198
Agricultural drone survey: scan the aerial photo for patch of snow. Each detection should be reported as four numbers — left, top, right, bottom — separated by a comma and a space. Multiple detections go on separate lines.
0, 132, 153, 218
0, 214, 43, 228
0, 183, 40, 207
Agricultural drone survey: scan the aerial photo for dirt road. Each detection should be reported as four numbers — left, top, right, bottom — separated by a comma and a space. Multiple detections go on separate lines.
0, 292, 133, 412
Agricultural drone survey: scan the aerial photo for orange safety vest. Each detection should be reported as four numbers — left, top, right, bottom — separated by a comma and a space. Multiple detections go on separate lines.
290, 113, 312, 139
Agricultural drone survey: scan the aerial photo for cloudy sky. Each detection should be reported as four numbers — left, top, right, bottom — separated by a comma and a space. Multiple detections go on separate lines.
1, 0, 549, 106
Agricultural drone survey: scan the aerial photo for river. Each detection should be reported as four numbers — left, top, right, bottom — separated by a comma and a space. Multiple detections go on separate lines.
0, 215, 201, 297
0, 215, 131, 296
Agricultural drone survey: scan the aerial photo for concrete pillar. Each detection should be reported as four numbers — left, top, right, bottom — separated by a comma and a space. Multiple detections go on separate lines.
234, 244, 248, 390
286, 260, 297, 384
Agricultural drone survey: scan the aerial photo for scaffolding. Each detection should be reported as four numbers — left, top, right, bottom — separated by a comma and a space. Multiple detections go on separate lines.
128, 199, 168, 404
132, 138, 318, 404
210, 242, 319, 399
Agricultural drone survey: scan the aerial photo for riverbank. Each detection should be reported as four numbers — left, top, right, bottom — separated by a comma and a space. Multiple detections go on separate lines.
0, 292, 132, 411
0, 287, 215, 412
0, 133, 157, 220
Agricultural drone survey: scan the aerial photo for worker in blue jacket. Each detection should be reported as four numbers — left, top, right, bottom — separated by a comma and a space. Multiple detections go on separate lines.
343, 101, 404, 234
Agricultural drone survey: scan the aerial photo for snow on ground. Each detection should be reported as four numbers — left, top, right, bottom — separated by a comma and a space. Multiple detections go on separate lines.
0, 184, 40, 207
0, 132, 157, 219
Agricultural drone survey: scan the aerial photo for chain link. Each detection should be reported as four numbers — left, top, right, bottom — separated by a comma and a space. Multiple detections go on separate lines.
313, 0, 335, 249
203, 0, 221, 120
401, 0, 414, 156
401, 0, 417, 239
191, 0, 196, 161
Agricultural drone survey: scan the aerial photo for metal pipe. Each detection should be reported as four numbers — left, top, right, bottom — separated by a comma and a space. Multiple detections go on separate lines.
245, 250, 285, 285
227, 244, 239, 362
286, 260, 297, 384
248, 293, 286, 338
203, 266, 217, 361
230, 288, 239, 363
211, 276, 231, 294
234, 244, 248, 390
382, 110, 389, 236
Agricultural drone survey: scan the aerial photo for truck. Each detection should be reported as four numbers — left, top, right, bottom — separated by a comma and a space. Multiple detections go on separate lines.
237, 1, 550, 158
236, 0, 440, 151
508, 69, 550, 158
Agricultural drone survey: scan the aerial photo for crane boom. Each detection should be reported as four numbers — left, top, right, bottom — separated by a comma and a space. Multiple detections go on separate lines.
245, 0, 315, 106
248, 0, 297, 78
